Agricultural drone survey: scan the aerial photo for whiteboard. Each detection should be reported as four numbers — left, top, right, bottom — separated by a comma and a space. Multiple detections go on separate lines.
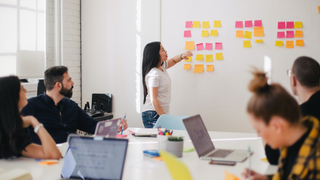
161, 0, 320, 132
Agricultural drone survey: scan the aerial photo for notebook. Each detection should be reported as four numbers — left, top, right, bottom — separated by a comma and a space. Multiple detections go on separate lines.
132, 128, 158, 137
61, 135, 128, 180
183, 114, 250, 162
94, 118, 120, 137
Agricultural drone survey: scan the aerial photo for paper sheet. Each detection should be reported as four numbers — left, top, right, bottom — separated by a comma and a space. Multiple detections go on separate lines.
210, 30, 218, 36
275, 41, 283, 47
286, 21, 294, 29
202, 21, 210, 28
196, 43, 204, 51
296, 39, 304, 46
206, 65, 214, 72
185, 41, 195, 50
286, 31, 294, 38
254, 27, 264, 37
295, 30, 303, 38
245, 20, 252, 27
194, 65, 204, 73
244, 31, 252, 39
193, 21, 200, 28
235, 21, 243, 28
214, 20, 221, 28
205, 43, 213, 50
286, 41, 294, 48
236, 30, 243, 38
215, 53, 223, 60
183, 64, 191, 70
254, 20, 262, 27
184, 30, 191, 37
294, 22, 303, 28
184, 56, 192, 62
243, 41, 251, 48
186, 21, 193, 28
195, 54, 204, 61
278, 22, 285, 29
206, 55, 213, 62
215, 42, 222, 50
201, 30, 209, 37
277, 32, 285, 38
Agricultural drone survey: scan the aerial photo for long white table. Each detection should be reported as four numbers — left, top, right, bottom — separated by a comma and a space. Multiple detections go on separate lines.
0, 128, 277, 180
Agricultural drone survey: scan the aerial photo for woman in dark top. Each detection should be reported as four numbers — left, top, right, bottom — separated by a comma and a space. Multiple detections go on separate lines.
0, 76, 61, 159
242, 71, 320, 180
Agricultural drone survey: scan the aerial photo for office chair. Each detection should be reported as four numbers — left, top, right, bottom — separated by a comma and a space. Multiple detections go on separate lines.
37, 79, 46, 95
153, 114, 189, 130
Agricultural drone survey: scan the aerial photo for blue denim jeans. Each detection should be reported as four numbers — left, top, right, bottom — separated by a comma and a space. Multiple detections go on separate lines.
142, 110, 160, 128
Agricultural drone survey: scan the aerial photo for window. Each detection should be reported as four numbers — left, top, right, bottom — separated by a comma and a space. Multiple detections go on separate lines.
0, 0, 45, 78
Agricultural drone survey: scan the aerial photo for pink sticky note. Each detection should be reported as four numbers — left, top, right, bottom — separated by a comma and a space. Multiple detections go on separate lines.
215, 42, 222, 50
286, 31, 294, 38
278, 22, 285, 29
205, 43, 213, 50
286, 21, 294, 29
116, 134, 127, 138
254, 20, 262, 27
277, 32, 285, 38
184, 30, 191, 37
186, 21, 193, 28
245, 20, 252, 27
235, 21, 243, 28
196, 43, 204, 51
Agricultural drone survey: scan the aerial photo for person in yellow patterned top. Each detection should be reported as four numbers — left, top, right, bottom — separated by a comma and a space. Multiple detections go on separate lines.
242, 70, 320, 180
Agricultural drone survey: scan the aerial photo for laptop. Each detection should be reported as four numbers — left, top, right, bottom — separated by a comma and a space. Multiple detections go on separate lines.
94, 118, 120, 137
183, 114, 249, 162
61, 135, 128, 180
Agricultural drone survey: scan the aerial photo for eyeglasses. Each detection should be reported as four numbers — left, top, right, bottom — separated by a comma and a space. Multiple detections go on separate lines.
287, 69, 292, 77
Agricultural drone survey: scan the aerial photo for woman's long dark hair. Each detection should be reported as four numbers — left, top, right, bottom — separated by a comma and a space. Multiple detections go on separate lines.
0, 76, 31, 158
142, 42, 161, 104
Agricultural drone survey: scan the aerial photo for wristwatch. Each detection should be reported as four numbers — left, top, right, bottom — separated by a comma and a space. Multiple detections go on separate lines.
34, 123, 44, 134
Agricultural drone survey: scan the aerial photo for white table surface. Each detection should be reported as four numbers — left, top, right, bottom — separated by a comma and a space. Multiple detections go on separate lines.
0, 128, 277, 180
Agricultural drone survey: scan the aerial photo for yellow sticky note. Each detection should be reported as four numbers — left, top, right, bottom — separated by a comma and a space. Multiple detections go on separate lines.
206, 55, 213, 62
236, 30, 243, 38
207, 65, 214, 72
185, 41, 195, 50
295, 30, 303, 38
244, 31, 252, 39
296, 39, 304, 46
210, 30, 218, 36
255, 39, 263, 43
160, 151, 193, 180
214, 20, 221, 28
294, 22, 303, 28
38, 161, 59, 165
243, 41, 251, 48
195, 54, 203, 61
215, 53, 223, 60
224, 171, 240, 180
254, 27, 264, 37
275, 41, 283, 47
183, 64, 191, 70
193, 21, 200, 28
201, 30, 209, 37
261, 158, 268, 162
184, 56, 192, 62
202, 21, 210, 28
194, 65, 204, 73
286, 41, 294, 48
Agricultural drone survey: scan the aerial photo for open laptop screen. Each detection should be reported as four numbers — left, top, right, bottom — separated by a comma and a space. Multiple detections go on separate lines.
61, 136, 128, 180
183, 114, 215, 157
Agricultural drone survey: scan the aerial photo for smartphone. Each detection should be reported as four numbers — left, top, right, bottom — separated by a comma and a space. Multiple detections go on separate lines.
209, 160, 236, 166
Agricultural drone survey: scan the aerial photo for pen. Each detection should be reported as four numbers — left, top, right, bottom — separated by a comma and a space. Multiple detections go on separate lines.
248, 146, 251, 180
121, 113, 126, 135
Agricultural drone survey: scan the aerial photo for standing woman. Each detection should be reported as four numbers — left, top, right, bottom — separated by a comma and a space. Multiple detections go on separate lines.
142, 42, 192, 128
0, 76, 62, 159
242, 71, 320, 180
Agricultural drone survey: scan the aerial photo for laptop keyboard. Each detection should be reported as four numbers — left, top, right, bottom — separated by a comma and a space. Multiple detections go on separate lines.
208, 149, 234, 158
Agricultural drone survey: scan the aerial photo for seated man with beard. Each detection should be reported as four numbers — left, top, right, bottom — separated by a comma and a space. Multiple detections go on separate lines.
21, 66, 128, 144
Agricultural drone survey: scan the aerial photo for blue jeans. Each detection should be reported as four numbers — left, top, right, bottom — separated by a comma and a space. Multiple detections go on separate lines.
142, 110, 159, 128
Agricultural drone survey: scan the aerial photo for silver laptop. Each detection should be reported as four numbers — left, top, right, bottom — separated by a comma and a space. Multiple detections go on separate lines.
183, 114, 250, 162
61, 135, 128, 180
94, 118, 120, 137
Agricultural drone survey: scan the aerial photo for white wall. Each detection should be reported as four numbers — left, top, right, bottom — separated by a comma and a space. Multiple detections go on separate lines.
81, 0, 160, 127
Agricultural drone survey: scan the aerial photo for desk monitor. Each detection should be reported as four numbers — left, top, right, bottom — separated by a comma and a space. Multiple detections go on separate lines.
61, 135, 128, 180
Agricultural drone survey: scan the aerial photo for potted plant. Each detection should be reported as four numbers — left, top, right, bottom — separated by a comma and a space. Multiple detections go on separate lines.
166, 136, 184, 157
